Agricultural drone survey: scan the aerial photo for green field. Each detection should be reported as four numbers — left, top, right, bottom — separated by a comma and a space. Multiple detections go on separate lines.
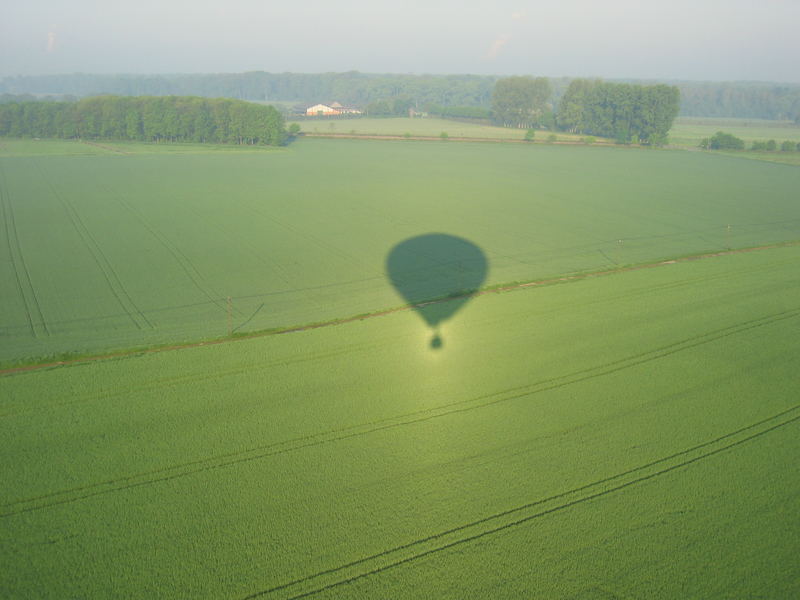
1, 137, 799, 598
670, 117, 800, 146
2, 137, 799, 365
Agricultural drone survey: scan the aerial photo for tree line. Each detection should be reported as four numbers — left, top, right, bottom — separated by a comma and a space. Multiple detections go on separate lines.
0, 72, 496, 112
679, 82, 800, 122
3, 72, 799, 121
701, 131, 800, 152
555, 79, 680, 145
0, 95, 287, 145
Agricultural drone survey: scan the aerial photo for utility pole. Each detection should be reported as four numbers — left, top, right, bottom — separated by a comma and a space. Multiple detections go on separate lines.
227, 296, 232, 337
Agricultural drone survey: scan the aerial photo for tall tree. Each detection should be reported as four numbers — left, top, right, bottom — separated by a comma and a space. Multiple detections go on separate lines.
491, 76, 552, 128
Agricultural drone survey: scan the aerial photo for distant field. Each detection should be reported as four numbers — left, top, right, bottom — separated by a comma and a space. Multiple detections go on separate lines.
290, 117, 590, 142
2, 243, 798, 598
0, 138, 285, 157
670, 116, 800, 147
1, 136, 799, 365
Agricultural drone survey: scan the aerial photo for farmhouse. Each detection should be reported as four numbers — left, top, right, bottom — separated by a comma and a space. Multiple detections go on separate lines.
306, 102, 362, 116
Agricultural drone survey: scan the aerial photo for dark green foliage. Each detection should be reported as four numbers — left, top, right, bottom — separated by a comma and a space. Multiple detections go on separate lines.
765, 139, 777, 151
780, 140, 794, 151
425, 104, 492, 120
557, 79, 679, 145
677, 81, 800, 120
364, 99, 392, 116
751, 140, 767, 151
0, 96, 286, 145
703, 131, 745, 150
1, 72, 497, 109
524, 129, 535, 142
491, 76, 552, 128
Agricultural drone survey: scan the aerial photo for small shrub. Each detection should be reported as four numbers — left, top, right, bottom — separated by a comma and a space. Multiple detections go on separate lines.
780, 140, 795, 152
765, 139, 777, 151
547, 133, 557, 143
524, 129, 535, 142
403, 132, 411, 139
440, 131, 449, 140
707, 131, 744, 150
751, 140, 767, 151
584, 136, 595, 145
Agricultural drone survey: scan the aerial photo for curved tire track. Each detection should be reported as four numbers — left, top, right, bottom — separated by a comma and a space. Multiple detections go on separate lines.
244, 407, 800, 599
2, 307, 797, 517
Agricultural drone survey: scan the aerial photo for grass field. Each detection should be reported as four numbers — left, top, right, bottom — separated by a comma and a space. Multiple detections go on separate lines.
1, 137, 799, 365
1, 136, 799, 598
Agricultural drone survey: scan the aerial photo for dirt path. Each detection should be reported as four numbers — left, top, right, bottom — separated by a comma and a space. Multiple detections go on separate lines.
2, 240, 798, 376
80, 140, 131, 155
301, 133, 615, 146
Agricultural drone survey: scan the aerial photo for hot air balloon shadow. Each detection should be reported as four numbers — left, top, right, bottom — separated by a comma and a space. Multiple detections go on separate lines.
386, 233, 488, 349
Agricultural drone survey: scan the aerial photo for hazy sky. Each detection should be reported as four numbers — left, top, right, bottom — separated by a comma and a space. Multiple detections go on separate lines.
2, 0, 798, 82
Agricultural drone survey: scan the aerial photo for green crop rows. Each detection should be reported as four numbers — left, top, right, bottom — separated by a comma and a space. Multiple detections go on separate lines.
1, 137, 799, 365
1, 137, 799, 598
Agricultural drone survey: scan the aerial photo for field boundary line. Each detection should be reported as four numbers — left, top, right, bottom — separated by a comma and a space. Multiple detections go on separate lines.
300, 133, 616, 146
242, 407, 800, 599
3, 308, 797, 516
2, 239, 799, 376
80, 140, 131, 155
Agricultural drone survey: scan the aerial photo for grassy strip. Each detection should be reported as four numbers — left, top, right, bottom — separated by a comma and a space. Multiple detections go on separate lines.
2, 239, 798, 377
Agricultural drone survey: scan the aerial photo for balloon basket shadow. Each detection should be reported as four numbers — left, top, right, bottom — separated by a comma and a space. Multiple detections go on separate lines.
430, 331, 443, 350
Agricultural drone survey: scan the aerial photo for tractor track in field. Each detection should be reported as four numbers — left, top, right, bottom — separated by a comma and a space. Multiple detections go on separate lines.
113, 192, 231, 315
0, 162, 49, 337
35, 160, 153, 330
1, 239, 799, 377
243, 405, 800, 599
2, 307, 798, 517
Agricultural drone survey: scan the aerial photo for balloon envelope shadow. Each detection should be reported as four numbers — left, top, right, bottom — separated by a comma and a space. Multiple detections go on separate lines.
386, 233, 488, 349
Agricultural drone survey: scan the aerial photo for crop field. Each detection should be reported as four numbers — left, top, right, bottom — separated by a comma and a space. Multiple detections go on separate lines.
1, 136, 799, 598
2, 243, 799, 598
290, 117, 589, 142
1, 137, 799, 365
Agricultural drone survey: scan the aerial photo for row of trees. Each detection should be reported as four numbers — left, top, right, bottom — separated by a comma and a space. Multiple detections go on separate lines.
679, 82, 800, 121
700, 131, 800, 152
0, 96, 287, 145
3, 72, 799, 122
557, 79, 680, 145
0, 72, 497, 111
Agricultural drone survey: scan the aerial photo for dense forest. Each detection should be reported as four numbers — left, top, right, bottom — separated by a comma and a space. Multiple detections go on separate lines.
2, 72, 799, 121
0, 72, 498, 111
0, 95, 287, 145
557, 80, 680, 145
